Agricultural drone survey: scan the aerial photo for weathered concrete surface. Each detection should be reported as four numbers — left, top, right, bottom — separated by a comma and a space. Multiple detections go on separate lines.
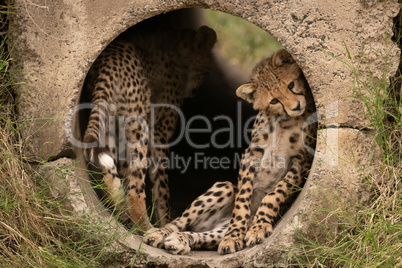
7, 0, 400, 160
9, 0, 400, 266
39, 127, 380, 267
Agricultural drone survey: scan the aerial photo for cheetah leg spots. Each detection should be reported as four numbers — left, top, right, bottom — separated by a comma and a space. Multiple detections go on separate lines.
146, 182, 234, 253
164, 221, 229, 255
174, 181, 235, 232
218, 147, 264, 255
126, 166, 151, 230
126, 190, 151, 231
218, 236, 244, 255
164, 233, 191, 255
148, 119, 177, 227
148, 145, 170, 226
245, 222, 273, 247
124, 116, 152, 230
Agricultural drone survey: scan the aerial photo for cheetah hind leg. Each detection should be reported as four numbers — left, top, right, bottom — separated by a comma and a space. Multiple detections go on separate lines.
144, 181, 235, 249
164, 221, 229, 255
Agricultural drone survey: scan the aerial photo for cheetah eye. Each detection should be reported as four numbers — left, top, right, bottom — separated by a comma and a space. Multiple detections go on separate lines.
288, 81, 295, 90
270, 98, 279, 104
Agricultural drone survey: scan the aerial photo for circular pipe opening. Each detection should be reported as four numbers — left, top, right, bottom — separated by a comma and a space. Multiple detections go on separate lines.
74, 7, 317, 264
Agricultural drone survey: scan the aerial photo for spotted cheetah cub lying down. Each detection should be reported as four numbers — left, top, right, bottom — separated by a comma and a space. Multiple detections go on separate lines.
144, 49, 317, 254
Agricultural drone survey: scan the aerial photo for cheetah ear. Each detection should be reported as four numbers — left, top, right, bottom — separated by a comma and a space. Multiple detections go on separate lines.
236, 83, 257, 103
272, 49, 295, 68
193, 26, 217, 51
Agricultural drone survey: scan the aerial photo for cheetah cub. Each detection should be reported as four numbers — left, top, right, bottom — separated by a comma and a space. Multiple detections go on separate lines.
83, 26, 217, 230
144, 49, 317, 254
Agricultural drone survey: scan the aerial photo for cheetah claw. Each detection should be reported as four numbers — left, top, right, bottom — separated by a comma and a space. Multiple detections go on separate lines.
218, 237, 244, 255
245, 223, 273, 247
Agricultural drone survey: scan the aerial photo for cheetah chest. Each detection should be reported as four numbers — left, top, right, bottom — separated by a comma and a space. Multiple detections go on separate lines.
251, 117, 305, 213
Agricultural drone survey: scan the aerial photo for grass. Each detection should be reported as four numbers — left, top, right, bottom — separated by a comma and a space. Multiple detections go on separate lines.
285, 38, 402, 268
0, 6, 132, 267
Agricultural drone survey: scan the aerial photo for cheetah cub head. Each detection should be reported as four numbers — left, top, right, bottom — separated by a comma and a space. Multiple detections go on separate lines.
178, 26, 217, 96
237, 49, 307, 117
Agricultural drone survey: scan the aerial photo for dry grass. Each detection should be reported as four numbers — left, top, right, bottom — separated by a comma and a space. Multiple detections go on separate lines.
286, 43, 402, 267
0, 7, 123, 266
0, 83, 119, 266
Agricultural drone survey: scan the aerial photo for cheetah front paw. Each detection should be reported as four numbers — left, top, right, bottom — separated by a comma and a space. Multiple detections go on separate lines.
218, 236, 244, 255
164, 233, 191, 255
244, 222, 273, 247
144, 227, 167, 248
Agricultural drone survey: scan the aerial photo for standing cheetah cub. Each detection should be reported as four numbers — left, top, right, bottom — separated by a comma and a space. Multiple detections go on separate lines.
83, 26, 216, 230
144, 49, 317, 254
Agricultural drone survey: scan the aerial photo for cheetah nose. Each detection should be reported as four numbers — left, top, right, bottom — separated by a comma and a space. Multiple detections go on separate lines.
291, 102, 301, 111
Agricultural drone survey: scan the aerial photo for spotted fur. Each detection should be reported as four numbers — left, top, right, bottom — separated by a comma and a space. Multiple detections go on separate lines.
83, 26, 217, 229
144, 49, 317, 254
